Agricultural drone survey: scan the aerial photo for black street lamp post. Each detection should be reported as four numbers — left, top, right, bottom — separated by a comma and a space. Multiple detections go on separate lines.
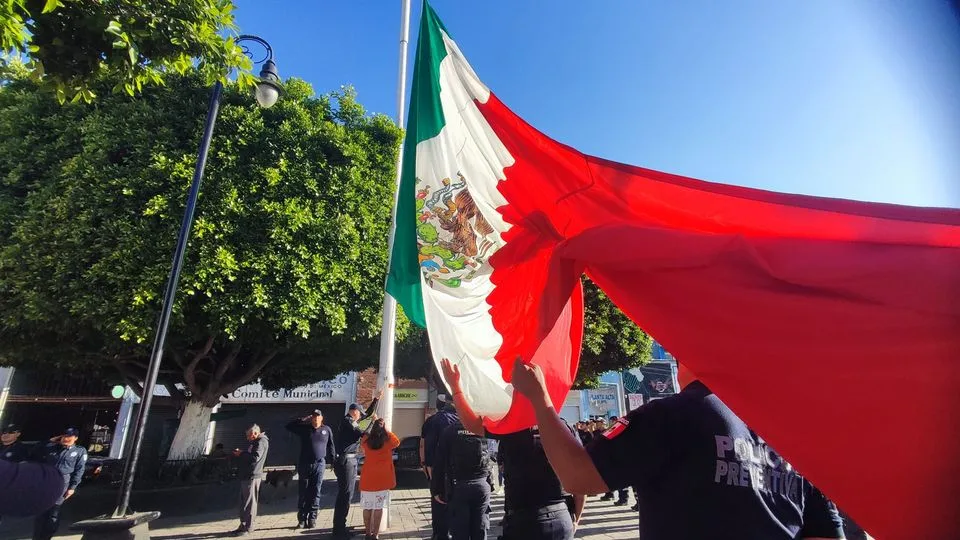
71, 35, 280, 540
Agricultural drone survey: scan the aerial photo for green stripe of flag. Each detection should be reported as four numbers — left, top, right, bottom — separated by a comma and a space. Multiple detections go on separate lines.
385, 1, 450, 327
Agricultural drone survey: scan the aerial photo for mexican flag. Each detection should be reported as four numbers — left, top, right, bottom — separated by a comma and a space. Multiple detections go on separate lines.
386, 3, 960, 539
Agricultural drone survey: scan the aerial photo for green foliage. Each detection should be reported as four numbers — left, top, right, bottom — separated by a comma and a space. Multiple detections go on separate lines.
392, 278, 652, 388
575, 277, 652, 388
0, 0, 250, 104
0, 73, 404, 404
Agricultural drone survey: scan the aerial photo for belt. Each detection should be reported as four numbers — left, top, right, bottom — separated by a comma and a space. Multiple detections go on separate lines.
509, 502, 569, 516
452, 476, 488, 484
342, 453, 357, 459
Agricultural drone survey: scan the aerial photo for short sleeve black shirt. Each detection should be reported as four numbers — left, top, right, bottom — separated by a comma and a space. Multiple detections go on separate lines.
486, 427, 575, 511
586, 381, 843, 540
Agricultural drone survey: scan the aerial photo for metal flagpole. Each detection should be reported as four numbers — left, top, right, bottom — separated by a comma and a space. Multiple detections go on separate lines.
374, 0, 411, 530
377, 0, 411, 441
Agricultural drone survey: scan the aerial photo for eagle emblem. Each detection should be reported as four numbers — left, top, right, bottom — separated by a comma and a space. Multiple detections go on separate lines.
415, 173, 498, 289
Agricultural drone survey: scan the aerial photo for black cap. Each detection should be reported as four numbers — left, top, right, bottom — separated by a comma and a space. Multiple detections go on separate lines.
63, 427, 80, 437
1, 424, 19, 433
348, 403, 362, 412
310, 409, 323, 417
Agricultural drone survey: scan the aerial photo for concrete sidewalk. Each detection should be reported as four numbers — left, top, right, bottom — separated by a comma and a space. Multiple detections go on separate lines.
0, 478, 638, 539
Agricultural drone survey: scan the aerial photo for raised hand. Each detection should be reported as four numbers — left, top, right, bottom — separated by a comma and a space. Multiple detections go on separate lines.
440, 358, 462, 391
510, 357, 549, 408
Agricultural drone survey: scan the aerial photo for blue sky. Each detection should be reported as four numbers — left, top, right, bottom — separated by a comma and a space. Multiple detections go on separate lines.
233, 1, 960, 208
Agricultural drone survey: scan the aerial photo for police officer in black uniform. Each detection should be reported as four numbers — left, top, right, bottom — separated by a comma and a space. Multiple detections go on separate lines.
432, 417, 492, 540
0, 424, 28, 462
332, 389, 382, 539
512, 359, 846, 540
285, 410, 336, 529
32, 427, 87, 540
440, 359, 584, 540
422, 395, 460, 540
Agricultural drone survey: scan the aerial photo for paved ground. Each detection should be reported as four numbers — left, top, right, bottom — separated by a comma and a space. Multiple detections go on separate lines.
1, 477, 639, 539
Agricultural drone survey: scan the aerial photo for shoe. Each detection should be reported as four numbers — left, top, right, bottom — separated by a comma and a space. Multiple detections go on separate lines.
600, 494, 613, 501
306, 520, 316, 529
230, 527, 249, 537
295, 521, 304, 529
631, 503, 640, 512
614, 499, 629, 506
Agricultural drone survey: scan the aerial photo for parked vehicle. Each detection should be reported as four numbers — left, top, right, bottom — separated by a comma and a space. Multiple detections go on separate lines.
358, 435, 421, 475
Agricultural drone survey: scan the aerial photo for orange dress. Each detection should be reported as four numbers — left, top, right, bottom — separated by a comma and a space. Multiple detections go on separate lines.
359, 432, 401, 492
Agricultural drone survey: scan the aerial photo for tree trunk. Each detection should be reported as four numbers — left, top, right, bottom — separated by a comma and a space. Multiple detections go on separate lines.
165, 399, 214, 461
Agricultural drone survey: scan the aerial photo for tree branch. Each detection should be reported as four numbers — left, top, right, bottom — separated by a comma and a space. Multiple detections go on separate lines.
211, 340, 242, 386
219, 348, 279, 396
113, 361, 145, 398
188, 335, 216, 362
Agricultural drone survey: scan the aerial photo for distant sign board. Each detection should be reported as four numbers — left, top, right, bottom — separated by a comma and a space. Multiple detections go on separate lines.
394, 388, 427, 402
627, 393, 644, 411
225, 373, 354, 403
623, 362, 677, 400
586, 385, 620, 417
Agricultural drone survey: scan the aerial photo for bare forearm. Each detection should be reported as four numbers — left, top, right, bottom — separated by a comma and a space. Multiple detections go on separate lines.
452, 390, 484, 435
529, 395, 608, 495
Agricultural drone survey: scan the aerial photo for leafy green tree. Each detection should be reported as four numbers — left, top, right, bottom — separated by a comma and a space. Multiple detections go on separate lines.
0, 0, 249, 103
576, 277, 652, 388
393, 278, 652, 388
0, 74, 403, 458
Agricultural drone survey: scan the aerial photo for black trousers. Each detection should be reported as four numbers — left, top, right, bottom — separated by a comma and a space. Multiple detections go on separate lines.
501, 502, 574, 540
32, 503, 61, 540
449, 479, 490, 540
297, 461, 325, 522
332, 455, 358, 532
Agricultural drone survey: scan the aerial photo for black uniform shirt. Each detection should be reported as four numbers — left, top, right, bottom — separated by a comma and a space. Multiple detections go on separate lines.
34, 442, 87, 491
486, 426, 577, 511
587, 381, 844, 540
431, 421, 489, 498
0, 441, 28, 462
421, 407, 459, 467
285, 421, 336, 465
334, 398, 378, 455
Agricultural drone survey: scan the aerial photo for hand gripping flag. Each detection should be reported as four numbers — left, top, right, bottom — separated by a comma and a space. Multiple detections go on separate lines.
386, 4, 960, 538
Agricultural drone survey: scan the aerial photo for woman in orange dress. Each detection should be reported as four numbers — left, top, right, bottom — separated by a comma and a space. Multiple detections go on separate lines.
359, 418, 401, 540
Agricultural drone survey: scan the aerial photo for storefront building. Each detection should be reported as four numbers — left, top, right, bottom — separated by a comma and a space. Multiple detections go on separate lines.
210, 373, 356, 466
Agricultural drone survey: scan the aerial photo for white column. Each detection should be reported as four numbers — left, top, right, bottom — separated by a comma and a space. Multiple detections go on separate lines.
110, 387, 136, 459
203, 403, 221, 454
0, 367, 14, 425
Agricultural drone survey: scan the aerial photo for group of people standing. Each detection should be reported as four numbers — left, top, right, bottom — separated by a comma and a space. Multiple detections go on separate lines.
417, 356, 854, 540
420, 358, 585, 540
0, 424, 89, 540
274, 387, 392, 540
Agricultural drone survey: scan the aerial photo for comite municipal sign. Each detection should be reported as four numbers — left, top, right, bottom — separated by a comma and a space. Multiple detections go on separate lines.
224, 373, 355, 403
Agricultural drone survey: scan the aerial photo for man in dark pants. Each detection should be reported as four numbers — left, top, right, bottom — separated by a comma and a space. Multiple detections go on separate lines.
230, 424, 269, 536
286, 410, 336, 529
32, 427, 87, 540
422, 396, 459, 540
332, 389, 382, 539
440, 358, 584, 539
432, 417, 492, 540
